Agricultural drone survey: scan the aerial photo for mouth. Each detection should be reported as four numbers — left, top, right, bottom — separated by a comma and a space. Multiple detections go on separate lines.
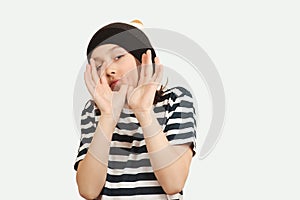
110, 80, 119, 90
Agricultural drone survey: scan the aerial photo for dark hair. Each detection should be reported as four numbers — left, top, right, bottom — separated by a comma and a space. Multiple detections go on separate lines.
87, 22, 156, 64
153, 79, 168, 105
87, 22, 168, 105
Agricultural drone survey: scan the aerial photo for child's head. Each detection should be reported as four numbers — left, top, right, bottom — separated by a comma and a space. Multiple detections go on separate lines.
86, 21, 157, 90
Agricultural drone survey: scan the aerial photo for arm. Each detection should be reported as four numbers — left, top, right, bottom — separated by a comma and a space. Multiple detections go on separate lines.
77, 56, 128, 199
135, 110, 193, 195
126, 51, 194, 194
76, 115, 115, 199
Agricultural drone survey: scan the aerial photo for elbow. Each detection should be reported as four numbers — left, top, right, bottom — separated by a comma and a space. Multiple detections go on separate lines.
77, 178, 102, 200
162, 181, 185, 195
76, 168, 104, 199
157, 169, 189, 195
78, 188, 100, 200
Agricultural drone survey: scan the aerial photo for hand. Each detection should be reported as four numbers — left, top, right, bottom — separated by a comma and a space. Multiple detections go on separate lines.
84, 58, 128, 123
127, 50, 164, 112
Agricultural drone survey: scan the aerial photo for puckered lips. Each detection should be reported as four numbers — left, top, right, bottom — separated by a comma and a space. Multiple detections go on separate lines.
109, 80, 119, 90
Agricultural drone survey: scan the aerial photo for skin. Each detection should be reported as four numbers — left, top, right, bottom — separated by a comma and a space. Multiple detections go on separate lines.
76, 44, 193, 199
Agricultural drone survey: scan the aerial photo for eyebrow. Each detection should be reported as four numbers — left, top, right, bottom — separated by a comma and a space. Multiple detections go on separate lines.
92, 46, 123, 61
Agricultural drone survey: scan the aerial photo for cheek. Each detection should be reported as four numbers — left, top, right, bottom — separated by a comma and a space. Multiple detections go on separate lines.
119, 59, 137, 75
120, 64, 139, 86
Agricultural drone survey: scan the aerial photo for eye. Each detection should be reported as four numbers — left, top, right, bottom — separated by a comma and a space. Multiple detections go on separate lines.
114, 55, 124, 61
96, 65, 102, 71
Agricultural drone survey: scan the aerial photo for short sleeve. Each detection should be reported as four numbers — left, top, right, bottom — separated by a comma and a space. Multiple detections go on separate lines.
163, 86, 197, 156
73, 100, 97, 171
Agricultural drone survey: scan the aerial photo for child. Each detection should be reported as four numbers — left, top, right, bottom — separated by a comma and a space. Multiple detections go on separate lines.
74, 20, 197, 200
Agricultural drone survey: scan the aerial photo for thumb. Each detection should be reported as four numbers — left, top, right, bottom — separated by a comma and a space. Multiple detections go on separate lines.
118, 84, 129, 97
113, 84, 128, 104
111, 84, 129, 123
127, 85, 135, 105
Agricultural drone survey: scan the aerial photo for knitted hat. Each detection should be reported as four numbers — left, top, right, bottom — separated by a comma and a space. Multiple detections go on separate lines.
86, 20, 156, 64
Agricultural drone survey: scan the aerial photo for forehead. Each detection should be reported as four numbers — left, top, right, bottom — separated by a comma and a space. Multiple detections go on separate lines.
91, 44, 126, 61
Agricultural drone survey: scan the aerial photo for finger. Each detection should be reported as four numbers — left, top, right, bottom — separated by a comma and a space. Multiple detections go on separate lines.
116, 84, 128, 97
144, 50, 152, 82
126, 85, 135, 105
100, 73, 110, 89
98, 70, 106, 84
90, 58, 100, 86
111, 84, 128, 122
117, 84, 129, 110
150, 57, 162, 82
84, 70, 96, 98
155, 63, 164, 83
138, 53, 146, 85
85, 64, 95, 88
145, 49, 152, 65
154, 56, 160, 65
155, 57, 164, 83
88, 61, 102, 97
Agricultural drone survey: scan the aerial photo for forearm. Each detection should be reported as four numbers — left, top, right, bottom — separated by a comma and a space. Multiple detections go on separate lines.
76, 115, 115, 199
135, 110, 193, 194
145, 132, 192, 194
76, 151, 107, 199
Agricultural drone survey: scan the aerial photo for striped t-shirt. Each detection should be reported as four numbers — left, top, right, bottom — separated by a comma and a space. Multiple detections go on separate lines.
74, 86, 197, 199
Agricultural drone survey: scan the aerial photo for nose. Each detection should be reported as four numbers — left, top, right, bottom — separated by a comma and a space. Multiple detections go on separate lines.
106, 67, 116, 75
103, 62, 117, 78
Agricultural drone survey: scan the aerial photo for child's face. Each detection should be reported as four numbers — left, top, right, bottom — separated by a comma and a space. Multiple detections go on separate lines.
90, 44, 140, 91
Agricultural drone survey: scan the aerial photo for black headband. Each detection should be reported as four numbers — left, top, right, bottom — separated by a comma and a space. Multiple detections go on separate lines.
86, 22, 156, 64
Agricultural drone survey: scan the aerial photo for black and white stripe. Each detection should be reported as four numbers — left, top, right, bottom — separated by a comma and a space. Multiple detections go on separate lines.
74, 86, 197, 199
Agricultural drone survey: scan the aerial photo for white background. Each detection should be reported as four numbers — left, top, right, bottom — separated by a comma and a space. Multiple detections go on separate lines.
0, 0, 299, 199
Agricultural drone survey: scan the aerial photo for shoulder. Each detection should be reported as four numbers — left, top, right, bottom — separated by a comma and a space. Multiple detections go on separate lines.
80, 99, 98, 123
161, 86, 194, 107
82, 99, 95, 113
163, 86, 193, 100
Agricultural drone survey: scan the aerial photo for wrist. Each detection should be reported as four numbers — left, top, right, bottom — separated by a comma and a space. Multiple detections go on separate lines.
98, 115, 116, 137
137, 109, 163, 138
134, 109, 153, 127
